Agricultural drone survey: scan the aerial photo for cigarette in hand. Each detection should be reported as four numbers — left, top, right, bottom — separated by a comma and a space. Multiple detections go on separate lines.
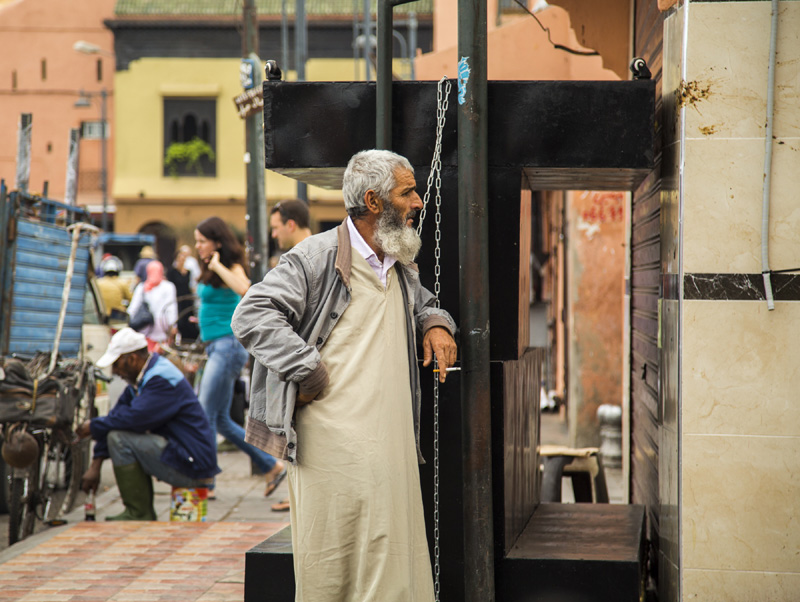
432, 367, 461, 373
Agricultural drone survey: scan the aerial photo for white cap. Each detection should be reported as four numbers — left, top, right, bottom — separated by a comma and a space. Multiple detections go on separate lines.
96, 328, 148, 368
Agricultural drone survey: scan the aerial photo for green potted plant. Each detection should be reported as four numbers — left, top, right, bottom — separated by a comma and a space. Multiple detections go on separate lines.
164, 137, 216, 177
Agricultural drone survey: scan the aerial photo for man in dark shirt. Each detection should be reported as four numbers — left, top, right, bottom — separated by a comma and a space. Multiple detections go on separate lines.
78, 328, 220, 520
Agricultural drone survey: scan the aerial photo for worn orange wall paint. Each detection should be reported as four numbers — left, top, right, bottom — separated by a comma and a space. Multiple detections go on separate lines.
568, 191, 625, 447
0, 0, 116, 206
417, 5, 619, 81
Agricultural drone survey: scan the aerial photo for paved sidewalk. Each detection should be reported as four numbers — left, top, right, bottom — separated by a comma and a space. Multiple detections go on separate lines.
0, 521, 283, 602
0, 447, 291, 601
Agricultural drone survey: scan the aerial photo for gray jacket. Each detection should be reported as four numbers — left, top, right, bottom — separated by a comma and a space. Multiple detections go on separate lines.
231, 220, 456, 465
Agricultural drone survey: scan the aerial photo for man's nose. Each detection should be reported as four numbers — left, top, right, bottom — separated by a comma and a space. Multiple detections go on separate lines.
411, 192, 423, 209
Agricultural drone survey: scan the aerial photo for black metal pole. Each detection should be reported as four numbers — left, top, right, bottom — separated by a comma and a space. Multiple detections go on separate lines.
376, 0, 413, 150
457, 0, 494, 599
295, 0, 308, 201
243, 0, 267, 283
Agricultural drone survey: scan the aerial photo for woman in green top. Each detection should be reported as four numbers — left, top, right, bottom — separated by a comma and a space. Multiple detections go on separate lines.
194, 217, 285, 495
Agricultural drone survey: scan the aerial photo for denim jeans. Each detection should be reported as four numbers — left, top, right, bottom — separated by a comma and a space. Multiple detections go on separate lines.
198, 334, 278, 474
107, 430, 212, 488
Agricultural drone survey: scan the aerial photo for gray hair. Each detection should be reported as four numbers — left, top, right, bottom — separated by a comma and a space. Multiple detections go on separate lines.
342, 150, 414, 218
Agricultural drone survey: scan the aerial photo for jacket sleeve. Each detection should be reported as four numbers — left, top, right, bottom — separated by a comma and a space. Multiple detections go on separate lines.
90, 376, 181, 441
232, 250, 323, 383
413, 279, 457, 338
163, 281, 178, 327
128, 284, 143, 318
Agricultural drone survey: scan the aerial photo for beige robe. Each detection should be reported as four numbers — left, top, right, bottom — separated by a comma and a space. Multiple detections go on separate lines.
288, 251, 434, 602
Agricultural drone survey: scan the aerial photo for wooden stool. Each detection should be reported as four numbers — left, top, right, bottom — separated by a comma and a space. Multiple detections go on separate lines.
539, 445, 609, 503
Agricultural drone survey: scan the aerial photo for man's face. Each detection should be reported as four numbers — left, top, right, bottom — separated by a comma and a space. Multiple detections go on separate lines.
111, 353, 140, 384
372, 168, 423, 265
385, 168, 422, 226
270, 212, 294, 251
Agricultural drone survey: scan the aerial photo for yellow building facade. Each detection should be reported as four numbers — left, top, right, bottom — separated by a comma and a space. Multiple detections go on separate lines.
112, 57, 363, 239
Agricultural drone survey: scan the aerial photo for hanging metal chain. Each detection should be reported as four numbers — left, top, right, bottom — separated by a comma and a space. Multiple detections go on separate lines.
417, 75, 450, 602
417, 77, 451, 239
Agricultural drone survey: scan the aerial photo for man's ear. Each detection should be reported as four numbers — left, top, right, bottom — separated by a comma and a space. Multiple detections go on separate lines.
286, 219, 297, 232
364, 190, 383, 215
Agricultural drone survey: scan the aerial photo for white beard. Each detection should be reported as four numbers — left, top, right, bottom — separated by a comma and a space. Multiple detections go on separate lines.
373, 202, 422, 265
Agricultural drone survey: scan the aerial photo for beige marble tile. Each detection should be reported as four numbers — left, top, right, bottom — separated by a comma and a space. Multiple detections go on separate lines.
685, 3, 800, 140
683, 301, 800, 437
663, 6, 685, 148
684, 568, 800, 602
682, 434, 800, 573
659, 423, 679, 567
683, 138, 800, 274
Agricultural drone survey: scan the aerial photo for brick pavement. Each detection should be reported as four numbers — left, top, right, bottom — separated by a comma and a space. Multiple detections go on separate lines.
0, 521, 284, 601
0, 448, 291, 601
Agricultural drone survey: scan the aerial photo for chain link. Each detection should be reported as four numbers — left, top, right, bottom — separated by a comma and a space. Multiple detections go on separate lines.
418, 75, 450, 602
417, 77, 451, 240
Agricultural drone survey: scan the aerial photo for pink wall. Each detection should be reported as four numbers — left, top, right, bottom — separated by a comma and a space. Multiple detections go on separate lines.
0, 0, 116, 205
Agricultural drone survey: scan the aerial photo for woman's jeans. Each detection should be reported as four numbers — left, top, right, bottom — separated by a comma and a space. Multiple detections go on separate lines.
198, 334, 278, 474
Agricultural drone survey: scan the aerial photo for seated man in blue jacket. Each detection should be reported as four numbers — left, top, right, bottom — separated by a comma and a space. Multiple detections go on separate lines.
77, 328, 220, 521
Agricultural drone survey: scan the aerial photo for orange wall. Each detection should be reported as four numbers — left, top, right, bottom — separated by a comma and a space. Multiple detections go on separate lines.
567, 191, 625, 446
0, 0, 116, 205
418, 5, 619, 81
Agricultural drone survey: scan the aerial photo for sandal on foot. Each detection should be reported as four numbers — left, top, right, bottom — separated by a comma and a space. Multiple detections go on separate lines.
264, 466, 288, 497
271, 499, 291, 512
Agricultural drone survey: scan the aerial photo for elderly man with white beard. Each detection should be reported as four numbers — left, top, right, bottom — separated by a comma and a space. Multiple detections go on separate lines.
232, 149, 457, 601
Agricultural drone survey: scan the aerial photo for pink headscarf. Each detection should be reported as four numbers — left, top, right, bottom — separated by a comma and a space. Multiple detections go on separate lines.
143, 260, 165, 292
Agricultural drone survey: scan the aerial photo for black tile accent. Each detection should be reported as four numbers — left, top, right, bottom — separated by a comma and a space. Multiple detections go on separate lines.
684, 273, 800, 301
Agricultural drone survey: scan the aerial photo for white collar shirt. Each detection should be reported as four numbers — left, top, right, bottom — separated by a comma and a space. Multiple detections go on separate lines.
346, 216, 396, 288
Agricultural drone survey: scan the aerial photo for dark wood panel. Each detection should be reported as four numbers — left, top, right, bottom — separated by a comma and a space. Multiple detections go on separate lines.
632, 191, 661, 226
631, 290, 658, 313
632, 240, 660, 265
630, 2, 664, 591
632, 352, 659, 391
631, 267, 661, 288
632, 214, 660, 246
632, 376, 659, 420
502, 349, 544, 554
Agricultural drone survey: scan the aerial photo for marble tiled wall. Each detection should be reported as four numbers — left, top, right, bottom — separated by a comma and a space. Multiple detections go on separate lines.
679, 2, 800, 601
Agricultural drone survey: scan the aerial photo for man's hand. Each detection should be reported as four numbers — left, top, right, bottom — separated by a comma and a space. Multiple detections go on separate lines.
81, 458, 104, 494
423, 327, 458, 383
76, 419, 92, 439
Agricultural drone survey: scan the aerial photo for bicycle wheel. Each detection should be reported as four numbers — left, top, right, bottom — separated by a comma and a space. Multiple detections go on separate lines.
59, 364, 98, 514
39, 434, 84, 520
8, 462, 39, 546
56, 438, 89, 516
0, 458, 9, 515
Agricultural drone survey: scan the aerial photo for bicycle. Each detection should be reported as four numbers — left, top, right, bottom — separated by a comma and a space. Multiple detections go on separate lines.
1, 354, 103, 545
